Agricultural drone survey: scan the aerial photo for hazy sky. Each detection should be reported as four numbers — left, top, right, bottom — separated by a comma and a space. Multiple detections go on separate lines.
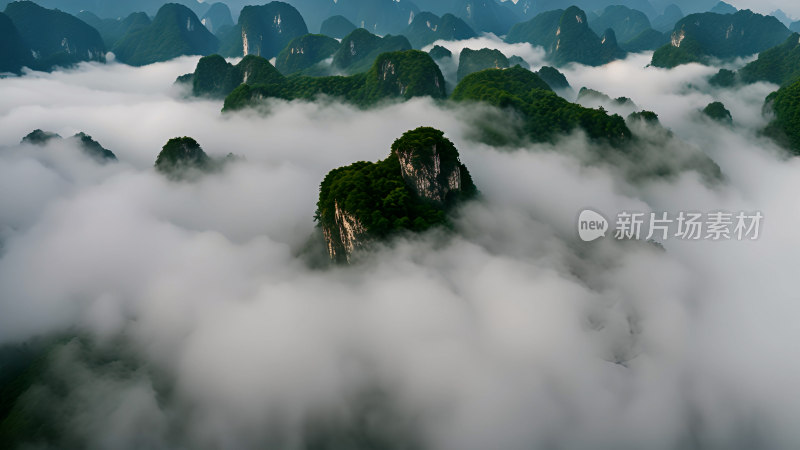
728, 0, 799, 18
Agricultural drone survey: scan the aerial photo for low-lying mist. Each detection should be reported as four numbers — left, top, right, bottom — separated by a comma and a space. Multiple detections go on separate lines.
1, 52, 799, 449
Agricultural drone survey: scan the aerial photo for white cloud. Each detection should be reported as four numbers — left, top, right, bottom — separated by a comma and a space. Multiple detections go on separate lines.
1, 55, 799, 448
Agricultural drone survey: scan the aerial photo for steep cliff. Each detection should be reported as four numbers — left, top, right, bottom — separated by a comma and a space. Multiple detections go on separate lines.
317, 127, 477, 262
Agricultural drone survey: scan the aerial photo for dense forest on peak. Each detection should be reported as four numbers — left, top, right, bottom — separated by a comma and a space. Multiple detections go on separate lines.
452, 66, 631, 146
223, 49, 445, 111
764, 78, 800, 154
739, 33, 800, 86
316, 126, 477, 262
180, 53, 284, 98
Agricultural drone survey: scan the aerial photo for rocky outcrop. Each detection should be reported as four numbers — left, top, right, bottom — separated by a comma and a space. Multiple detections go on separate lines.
317, 127, 477, 263
395, 140, 461, 206
322, 200, 370, 263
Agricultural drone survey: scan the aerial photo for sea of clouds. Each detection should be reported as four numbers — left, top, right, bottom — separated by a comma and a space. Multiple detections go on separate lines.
1, 37, 799, 449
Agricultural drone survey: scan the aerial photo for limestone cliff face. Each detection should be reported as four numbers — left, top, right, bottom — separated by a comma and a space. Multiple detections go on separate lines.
317, 127, 477, 263
322, 201, 370, 263
670, 27, 686, 47
395, 143, 461, 206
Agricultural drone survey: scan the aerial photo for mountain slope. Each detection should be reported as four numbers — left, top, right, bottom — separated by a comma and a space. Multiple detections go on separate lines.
180, 53, 284, 98
238, 1, 308, 58
320, 15, 356, 38
451, 66, 631, 145
457, 48, 508, 81
76, 11, 151, 49
113, 3, 218, 66
764, 77, 800, 154
201, 2, 233, 34
589, 5, 652, 43
651, 10, 791, 68
275, 33, 339, 75
506, 7, 625, 66
0, 10, 31, 73
739, 33, 800, 86
332, 28, 411, 74
4, 1, 105, 69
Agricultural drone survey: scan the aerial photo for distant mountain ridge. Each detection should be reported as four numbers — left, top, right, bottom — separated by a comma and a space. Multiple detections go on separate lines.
112, 3, 218, 66
651, 9, 791, 68
506, 6, 626, 66
4, 1, 105, 70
